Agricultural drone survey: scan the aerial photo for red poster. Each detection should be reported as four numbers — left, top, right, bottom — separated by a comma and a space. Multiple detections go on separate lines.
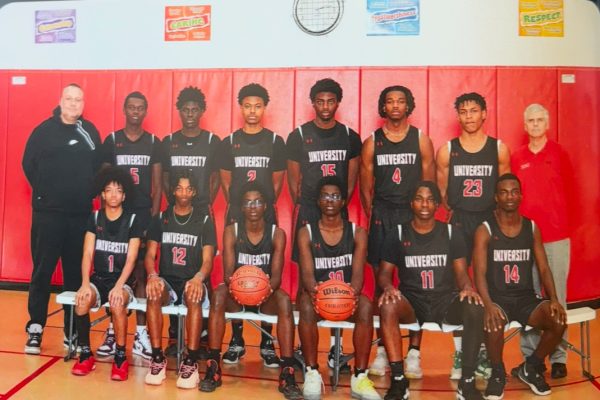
165, 5, 211, 41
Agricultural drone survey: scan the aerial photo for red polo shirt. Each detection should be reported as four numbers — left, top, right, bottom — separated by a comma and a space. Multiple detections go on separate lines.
511, 140, 571, 243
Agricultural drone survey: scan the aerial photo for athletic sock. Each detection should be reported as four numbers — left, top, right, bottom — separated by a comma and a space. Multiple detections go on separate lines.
354, 367, 366, 377
208, 348, 221, 362
115, 345, 126, 367
281, 356, 296, 369
231, 321, 243, 342
151, 347, 164, 361
526, 354, 543, 367
390, 361, 404, 377
75, 314, 91, 347
260, 322, 273, 345
408, 345, 420, 352
453, 336, 462, 352
188, 348, 202, 362
80, 346, 92, 361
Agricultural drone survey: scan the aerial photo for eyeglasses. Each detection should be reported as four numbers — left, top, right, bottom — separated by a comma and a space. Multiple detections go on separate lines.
319, 193, 343, 202
242, 199, 265, 208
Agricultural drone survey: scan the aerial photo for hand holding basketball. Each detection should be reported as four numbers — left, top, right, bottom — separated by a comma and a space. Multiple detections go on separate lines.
229, 265, 272, 306
314, 279, 357, 321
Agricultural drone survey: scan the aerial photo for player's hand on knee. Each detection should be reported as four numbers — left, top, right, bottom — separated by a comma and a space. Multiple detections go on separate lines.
378, 286, 402, 307
76, 285, 92, 307
550, 300, 567, 325
185, 276, 203, 304
108, 285, 124, 307
459, 288, 483, 306
146, 275, 163, 301
484, 305, 506, 332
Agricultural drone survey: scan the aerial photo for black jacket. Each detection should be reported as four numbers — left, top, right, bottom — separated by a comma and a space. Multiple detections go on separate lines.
22, 106, 101, 214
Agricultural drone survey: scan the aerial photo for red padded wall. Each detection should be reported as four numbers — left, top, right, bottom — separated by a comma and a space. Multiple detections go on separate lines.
0, 72, 8, 279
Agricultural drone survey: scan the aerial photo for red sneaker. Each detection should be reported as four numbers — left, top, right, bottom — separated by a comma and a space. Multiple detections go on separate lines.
71, 356, 96, 376
111, 360, 129, 381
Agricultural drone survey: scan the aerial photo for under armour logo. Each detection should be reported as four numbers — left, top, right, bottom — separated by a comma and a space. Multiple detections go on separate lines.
305, 138, 313, 144
68, 139, 78, 145
403, 241, 411, 246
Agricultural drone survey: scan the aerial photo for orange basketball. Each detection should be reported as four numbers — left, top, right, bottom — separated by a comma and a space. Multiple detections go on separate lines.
229, 265, 271, 306
314, 280, 356, 321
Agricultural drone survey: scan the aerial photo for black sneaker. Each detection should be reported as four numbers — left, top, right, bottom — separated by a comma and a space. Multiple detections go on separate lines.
457, 376, 483, 400
278, 366, 303, 400
484, 367, 506, 400
327, 345, 351, 373
511, 361, 546, 377
200, 359, 222, 392
260, 339, 281, 368
551, 362, 567, 379
518, 362, 551, 395
222, 338, 246, 364
384, 374, 409, 400
164, 340, 178, 358
25, 324, 43, 355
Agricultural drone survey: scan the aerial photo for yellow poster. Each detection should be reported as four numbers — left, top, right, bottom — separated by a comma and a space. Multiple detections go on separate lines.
519, 0, 563, 37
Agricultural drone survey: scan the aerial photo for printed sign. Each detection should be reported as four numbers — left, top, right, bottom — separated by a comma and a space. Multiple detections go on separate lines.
367, 0, 420, 36
519, 0, 563, 37
165, 5, 211, 41
35, 9, 76, 43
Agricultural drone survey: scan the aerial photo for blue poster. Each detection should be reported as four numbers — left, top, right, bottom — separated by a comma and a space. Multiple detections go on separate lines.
367, 0, 420, 36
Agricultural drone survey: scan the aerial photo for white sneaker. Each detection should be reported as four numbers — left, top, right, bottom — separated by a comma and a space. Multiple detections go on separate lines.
96, 328, 116, 357
303, 367, 324, 400
404, 348, 423, 379
351, 371, 382, 400
369, 347, 389, 376
133, 328, 152, 360
145, 357, 167, 385
176, 358, 199, 389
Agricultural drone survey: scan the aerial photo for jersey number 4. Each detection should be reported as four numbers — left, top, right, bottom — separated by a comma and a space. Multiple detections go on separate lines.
321, 164, 336, 177
172, 247, 187, 266
462, 179, 482, 197
503, 264, 520, 284
421, 270, 434, 289
392, 167, 402, 184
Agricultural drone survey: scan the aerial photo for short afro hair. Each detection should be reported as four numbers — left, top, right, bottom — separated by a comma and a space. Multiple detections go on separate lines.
238, 181, 268, 207
238, 83, 270, 106
176, 86, 206, 111
123, 91, 148, 109
496, 173, 521, 193
316, 176, 346, 200
378, 85, 416, 118
310, 78, 343, 102
411, 181, 441, 204
454, 92, 487, 112
94, 166, 135, 203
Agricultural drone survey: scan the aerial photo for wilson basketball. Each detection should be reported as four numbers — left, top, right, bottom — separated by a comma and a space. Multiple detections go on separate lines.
314, 280, 356, 321
229, 265, 271, 306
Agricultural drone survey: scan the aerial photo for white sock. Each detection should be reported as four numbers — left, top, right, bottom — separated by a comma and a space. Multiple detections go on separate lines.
136, 325, 146, 334
453, 337, 462, 352
108, 322, 114, 332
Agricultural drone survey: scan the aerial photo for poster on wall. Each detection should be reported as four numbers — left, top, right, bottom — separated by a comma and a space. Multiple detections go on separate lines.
519, 0, 563, 37
165, 5, 211, 41
35, 9, 76, 43
367, 0, 420, 36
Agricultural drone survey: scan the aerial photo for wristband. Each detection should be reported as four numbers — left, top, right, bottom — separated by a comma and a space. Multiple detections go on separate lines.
148, 273, 159, 279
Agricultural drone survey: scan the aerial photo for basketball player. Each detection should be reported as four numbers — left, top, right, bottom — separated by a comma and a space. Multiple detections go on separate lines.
98, 91, 162, 359
436, 92, 510, 379
360, 85, 435, 377
297, 176, 380, 400
219, 83, 286, 366
201, 182, 302, 399
143, 171, 216, 389
287, 78, 362, 370
161, 86, 221, 355
473, 174, 566, 399
377, 181, 484, 400
70, 167, 141, 381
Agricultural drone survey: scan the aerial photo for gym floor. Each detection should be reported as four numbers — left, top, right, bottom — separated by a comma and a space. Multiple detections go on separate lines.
0, 289, 598, 399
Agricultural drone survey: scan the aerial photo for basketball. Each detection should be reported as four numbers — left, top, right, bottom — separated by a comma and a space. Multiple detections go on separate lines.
314, 280, 356, 321
229, 265, 272, 306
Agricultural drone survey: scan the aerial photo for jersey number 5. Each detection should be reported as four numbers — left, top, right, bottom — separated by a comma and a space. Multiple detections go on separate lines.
462, 179, 482, 197
130, 167, 140, 185
172, 247, 187, 266
321, 164, 336, 177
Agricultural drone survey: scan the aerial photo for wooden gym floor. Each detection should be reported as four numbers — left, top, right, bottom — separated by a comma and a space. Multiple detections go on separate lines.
0, 289, 598, 399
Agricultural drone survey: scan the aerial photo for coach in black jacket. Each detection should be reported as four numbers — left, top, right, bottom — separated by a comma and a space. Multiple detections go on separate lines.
21, 83, 101, 354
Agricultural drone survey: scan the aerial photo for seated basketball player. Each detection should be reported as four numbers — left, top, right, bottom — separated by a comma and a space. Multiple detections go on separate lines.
143, 171, 216, 389
200, 182, 301, 398
297, 176, 380, 400
71, 167, 142, 380
378, 181, 484, 400
473, 174, 566, 399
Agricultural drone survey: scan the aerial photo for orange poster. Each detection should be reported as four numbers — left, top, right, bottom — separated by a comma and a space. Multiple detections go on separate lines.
165, 5, 211, 41
519, 0, 563, 37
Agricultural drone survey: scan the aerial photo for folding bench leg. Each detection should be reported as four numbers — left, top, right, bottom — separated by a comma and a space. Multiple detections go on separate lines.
580, 321, 592, 380
64, 304, 76, 362
330, 327, 341, 391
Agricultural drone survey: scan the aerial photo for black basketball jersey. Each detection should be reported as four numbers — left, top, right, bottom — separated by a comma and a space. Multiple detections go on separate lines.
484, 216, 536, 297
93, 210, 137, 277
105, 130, 159, 210
157, 208, 211, 281
307, 220, 355, 283
447, 137, 499, 212
372, 126, 422, 207
396, 221, 458, 296
226, 129, 277, 206
163, 130, 219, 206
234, 222, 276, 276
297, 122, 352, 205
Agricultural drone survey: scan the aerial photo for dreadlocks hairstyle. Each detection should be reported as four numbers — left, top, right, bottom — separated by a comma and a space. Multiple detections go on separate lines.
411, 180, 441, 205
496, 173, 521, 193
238, 83, 270, 106
123, 91, 148, 109
378, 85, 416, 118
176, 86, 207, 111
309, 78, 343, 102
454, 92, 487, 112
94, 166, 135, 203
170, 169, 197, 194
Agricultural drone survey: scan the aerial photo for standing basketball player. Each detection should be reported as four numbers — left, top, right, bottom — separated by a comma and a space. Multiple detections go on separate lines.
201, 182, 302, 399
22, 83, 102, 354
144, 171, 216, 389
297, 177, 380, 400
360, 85, 435, 377
99, 91, 162, 359
377, 181, 484, 400
70, 167, 141, 381
219, 83, 286, 366
473, 174, 566, 399
287, 78, 362, 369
436, 92, 510, 379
